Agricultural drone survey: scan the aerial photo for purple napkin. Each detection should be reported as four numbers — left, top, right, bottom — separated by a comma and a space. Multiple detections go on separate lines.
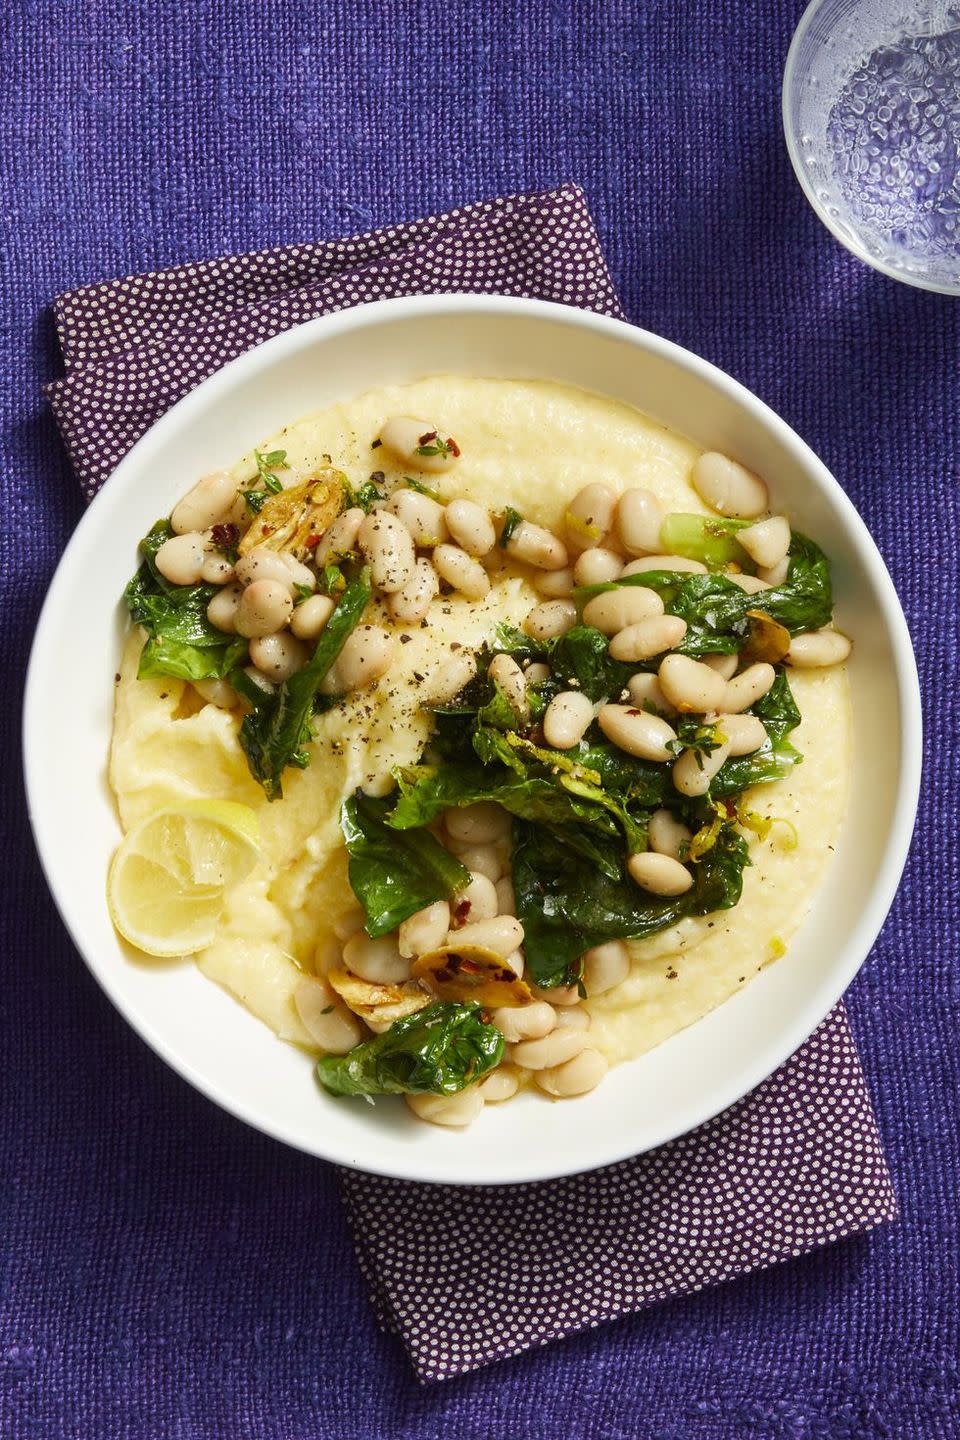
46, 183, 896, 1383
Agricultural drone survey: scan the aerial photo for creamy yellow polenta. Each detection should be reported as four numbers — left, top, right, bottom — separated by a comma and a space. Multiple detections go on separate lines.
109, 377, 850, 1063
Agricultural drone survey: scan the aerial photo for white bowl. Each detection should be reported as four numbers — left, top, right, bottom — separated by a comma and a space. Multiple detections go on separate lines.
24, 296, 921, 1185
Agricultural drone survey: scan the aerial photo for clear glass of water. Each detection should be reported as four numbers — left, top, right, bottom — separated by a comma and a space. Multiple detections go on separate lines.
783, 0, 960, 293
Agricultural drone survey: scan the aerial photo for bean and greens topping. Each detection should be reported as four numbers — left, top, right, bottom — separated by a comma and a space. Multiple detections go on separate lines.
120, 424, 852, 1127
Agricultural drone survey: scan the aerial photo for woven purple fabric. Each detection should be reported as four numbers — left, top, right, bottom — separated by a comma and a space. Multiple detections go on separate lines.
44, 185, 895, 1382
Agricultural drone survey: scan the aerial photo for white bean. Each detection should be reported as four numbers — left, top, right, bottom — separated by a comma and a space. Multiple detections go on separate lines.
398, 900, 451, 959
315, 507, 364, 566
503, 949, 525, 977
671, 739, 732, 797
626, 672, 675, 714
171, 470, 237, 534
564, 483, 616, 552
387, 488, 448, 546
291, 593, 335, 640
574, 547, 623, 586
235, 546, 298, 589
726, 572, 771, 595
597, 704, 677, 761
534, 566, 576, 598
759, 556, 790, 586
319, 625, 394, 694
427, 649, 477, 704
343, 932, 410, 984
479, 1067, 520, 1102
453, 873, 499, 924
358, 510, 416, 594
445, 801, 512, 845
648, 809, 692, 860
582, 940, 631, 995
627, 851, 694, 895
621, 554, 707, 576
720, 713, 767, 755
524, 599, 577, 641
379, 416, 459, 473
535, 1048, 608, 1097
447, 916, 523, 957
739, 515, 791, 569
513, 1028, 589, 1070
616, 487, 664, 555
248, 631, 308, 682
488, 652, 530, 722
281, 552, 317, 591
658, 653, 728, 713
609, 615, 688, 662
154, 531, 206, 586
582, 586, 664, 634
505, 520, 568, 570
445, 498, 496, 557
388, 558, 439, 624
523, 662, 552, 686
200, 551, 235, 585
531, 982, 581, 1006
787, 629, 852, 668
692, 451, 769, 519
235, 579, 294, 638
193, 678, 238, 709
332, 908, 367, 942
493, 1002, 556, 1043
406, 1089, 483, 1127
723, 662, 776, 713
495, 876, 516, 916
433, 543, 490, 600
543, 691, 594, 749
294, 977, 365, 1053
455, 845, 503, 883
702, 652, 739, 680
207, 582, 244, 633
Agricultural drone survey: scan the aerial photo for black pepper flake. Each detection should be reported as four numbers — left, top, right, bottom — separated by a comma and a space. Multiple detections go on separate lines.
412, 672, 425, 682
449, 641, 462, 651
159, 692, 168, 700
369, 470, 385, 484
370, 438, 382, 449
399, 634, 413, 644
114, 673, 121, 683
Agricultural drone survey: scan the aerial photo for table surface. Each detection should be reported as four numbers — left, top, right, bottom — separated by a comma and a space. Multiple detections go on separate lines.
3, 2, 957, 1436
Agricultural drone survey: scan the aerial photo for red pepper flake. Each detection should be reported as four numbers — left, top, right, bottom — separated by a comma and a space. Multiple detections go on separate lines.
451, 899, 472, 927
305, 535, 320, 549
417, 430, 438, 446
210, 522, 240, 550
446, 436, 461, 457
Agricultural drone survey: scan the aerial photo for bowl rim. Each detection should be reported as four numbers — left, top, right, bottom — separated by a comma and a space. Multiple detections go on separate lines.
24, 293, 923, 1184
782, 0, 960, 297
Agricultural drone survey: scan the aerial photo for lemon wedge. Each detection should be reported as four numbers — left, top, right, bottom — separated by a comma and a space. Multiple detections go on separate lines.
107, 800, 261, 957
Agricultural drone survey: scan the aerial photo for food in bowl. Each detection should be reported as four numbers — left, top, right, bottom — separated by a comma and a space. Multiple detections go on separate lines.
107, 377, 852, 1128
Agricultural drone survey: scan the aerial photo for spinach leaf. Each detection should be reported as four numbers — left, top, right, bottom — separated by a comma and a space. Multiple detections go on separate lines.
341, 793, 471, 938
124, 520, 248, 682
512, 820, 750, 988
659, 513, 751, 570
315, 1001, 505, 1097
494, 622, 635, 702
755, 532, 834, 634
234, 569, 372, 800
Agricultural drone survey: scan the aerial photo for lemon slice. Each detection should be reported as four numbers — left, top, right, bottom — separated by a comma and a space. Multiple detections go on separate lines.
107, 800, 261, 957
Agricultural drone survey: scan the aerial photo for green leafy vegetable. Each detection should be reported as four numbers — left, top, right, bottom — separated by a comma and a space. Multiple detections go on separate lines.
344, 475, 387, 513
712, 670, 803, 794
513, 820, 749, 988
124, 520, 247, 682
414, 432, 458, 459
243, 447, 288, 511
659, 513, 751, 570
499, 507, 523, 548
316, 1001, 504, 1097
494, 622, 634, 702
341, 793, 471, 938
400, 475, 441, 500
233, 569, 372, 800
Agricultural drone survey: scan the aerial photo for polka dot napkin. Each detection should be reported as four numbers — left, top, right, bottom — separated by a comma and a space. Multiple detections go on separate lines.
45, 183, 896, 1383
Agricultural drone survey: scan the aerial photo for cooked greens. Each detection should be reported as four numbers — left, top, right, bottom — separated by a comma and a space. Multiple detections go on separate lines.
124, 520, 248, 682
341, 793, 471, 938
233, 569, 372, 801
513, 819, 750, 987
315, 1001, 505, 1097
